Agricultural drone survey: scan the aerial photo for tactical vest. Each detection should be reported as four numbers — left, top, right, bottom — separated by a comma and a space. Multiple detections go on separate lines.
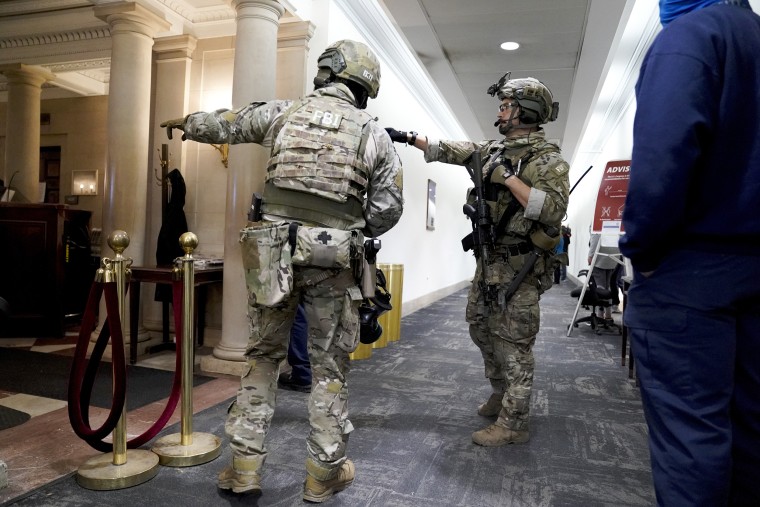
263, 95, 373, 229
483, 140, 562, 243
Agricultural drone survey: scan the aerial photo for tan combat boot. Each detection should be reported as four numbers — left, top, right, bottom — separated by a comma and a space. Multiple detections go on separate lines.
472, 422, 530, 447
217, 455, 262, 494
477, 392, 504, 417
303, 459, 355, 503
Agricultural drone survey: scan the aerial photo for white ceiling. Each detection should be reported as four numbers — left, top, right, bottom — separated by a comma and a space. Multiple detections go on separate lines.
382, 0, 594, 144
0, 0, 660, 167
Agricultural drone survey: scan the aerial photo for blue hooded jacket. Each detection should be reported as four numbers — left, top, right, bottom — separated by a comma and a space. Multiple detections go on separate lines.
620, 2, 760, 271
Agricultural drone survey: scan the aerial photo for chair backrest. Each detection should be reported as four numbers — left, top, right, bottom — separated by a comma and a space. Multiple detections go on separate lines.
570, 269, 612, 306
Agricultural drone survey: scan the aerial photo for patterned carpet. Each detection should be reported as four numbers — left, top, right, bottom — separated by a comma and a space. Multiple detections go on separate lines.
4, 280, 654, 506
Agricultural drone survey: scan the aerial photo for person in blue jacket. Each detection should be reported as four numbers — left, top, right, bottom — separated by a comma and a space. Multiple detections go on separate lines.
620, 1, 760, 505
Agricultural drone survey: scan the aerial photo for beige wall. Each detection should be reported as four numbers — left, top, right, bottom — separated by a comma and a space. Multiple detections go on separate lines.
0, 27, 311, 338
0, 96, 108, 227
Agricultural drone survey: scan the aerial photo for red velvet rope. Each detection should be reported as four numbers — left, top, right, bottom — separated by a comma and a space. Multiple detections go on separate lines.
67, 281, 127, 443
67, 276, 186, 452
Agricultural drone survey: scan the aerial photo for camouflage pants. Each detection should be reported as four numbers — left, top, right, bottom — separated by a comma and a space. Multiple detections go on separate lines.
466, 259, 540, 432
225, 267, 363, 480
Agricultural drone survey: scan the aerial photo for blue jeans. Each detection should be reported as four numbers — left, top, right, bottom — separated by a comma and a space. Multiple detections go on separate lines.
626, 250, 760, 506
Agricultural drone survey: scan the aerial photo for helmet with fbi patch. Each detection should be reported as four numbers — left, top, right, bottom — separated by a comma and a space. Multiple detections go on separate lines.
314, 40, 381, 108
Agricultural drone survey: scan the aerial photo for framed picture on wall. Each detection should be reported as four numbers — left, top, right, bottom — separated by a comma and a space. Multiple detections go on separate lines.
426, 179, 436, 231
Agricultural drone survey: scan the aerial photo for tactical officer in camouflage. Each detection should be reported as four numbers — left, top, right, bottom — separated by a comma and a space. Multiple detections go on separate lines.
161, 40, 403, 502
387, 74, 569, 447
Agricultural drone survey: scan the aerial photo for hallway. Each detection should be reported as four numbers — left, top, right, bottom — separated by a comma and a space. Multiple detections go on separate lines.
0, 282, 653, 506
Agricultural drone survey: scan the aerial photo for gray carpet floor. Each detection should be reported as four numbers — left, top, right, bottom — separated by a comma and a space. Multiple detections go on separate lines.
6, 280, 654, 506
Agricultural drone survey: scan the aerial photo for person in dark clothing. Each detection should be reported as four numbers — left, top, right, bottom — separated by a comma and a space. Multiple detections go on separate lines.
620, 1, 760, 505
278, 304, 311, 392
552, 234, 564, 284
560, 225, 570, 281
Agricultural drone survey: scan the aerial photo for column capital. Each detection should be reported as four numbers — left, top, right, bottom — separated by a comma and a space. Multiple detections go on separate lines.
94, 1, 171, 39
232, 0, 285, 22
278, 20, 315, 49
154, 35, 198, 61
0, 63, 55, 87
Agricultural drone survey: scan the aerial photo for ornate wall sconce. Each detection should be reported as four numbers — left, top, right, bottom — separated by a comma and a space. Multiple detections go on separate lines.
72, 170, 98, 195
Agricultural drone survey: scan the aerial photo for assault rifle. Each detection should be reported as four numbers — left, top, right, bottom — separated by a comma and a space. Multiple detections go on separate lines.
461, 150, 496, 306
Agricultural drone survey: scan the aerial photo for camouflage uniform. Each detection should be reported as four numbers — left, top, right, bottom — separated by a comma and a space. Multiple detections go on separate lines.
182, 83, 403, 479
424, 130, 569, 431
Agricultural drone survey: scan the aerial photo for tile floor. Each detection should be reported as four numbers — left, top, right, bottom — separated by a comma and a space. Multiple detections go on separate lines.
0, 330, 239, 504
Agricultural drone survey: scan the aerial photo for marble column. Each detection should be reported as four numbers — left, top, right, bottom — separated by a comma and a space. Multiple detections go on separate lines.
142, 35, 197, 336
94, 2, 170, 262
0, 64, 55, 202
207, 0, 285, 368
92, 2, 170, 350
277, 20, 316, 99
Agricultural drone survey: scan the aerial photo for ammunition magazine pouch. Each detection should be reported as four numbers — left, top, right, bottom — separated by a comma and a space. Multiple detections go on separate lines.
240, 221, 294, 308
528, 226, 561, 295
529, 227, 560, 251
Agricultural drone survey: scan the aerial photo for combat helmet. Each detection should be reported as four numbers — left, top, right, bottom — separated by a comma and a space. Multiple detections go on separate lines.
488, 72, 559, 126
314, 40, 381, 109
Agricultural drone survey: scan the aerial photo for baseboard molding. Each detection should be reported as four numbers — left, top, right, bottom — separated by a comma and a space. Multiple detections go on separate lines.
402, 279, 471, 317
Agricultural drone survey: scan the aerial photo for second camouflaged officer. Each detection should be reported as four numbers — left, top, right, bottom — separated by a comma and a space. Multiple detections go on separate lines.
161, 40, 403, 502
387, 74, 569, 446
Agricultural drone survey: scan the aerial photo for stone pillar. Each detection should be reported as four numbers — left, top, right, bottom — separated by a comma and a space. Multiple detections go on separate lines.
0, 64, 54, 202
151, 34, 196, 178
94, 2, 170, 262
142, 35, 197, 335
92, 2, 170, 349
277, 21, 316, 99
207, 0, 284, 369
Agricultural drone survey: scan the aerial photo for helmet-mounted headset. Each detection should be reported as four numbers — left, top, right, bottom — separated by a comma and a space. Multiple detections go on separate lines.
488, 72, 560, 126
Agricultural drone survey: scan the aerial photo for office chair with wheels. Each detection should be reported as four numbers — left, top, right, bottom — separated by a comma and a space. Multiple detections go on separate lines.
569, 269, 621, 334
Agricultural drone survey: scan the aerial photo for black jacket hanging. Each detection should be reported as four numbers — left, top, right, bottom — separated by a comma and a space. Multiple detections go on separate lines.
155, 169, 189, 302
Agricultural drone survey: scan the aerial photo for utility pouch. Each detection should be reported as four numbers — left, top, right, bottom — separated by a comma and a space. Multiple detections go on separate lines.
335, 286, 364, 353
361, 258, 374, 297
291, 227, 362, 269
239, 221, 293, 307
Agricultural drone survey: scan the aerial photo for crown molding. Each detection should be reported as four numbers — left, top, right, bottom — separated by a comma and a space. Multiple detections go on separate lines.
0, 28, 111, 50
333, 0, 467, 140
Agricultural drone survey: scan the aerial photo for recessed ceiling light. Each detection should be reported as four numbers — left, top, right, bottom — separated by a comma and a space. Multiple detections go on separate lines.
501, 41, 520, 51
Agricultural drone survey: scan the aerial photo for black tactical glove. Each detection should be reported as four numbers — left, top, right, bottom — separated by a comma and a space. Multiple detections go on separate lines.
486, 159, 515, 184
385, 127, 409, 144
160, 117, 187, 141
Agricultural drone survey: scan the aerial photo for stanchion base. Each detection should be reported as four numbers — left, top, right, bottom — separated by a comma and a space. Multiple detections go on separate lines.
76, 450, 159, 491
152, 432, 222, 467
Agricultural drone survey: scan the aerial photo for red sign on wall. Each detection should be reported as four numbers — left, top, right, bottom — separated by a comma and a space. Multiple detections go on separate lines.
591, 159, 630, 234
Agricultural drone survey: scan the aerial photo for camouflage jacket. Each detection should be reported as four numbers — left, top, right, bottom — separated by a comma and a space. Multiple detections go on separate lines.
182, 84, 404, 237
424, 130, 569, 244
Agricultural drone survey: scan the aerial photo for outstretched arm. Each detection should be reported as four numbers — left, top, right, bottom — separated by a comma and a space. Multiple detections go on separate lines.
384, 127, 429, 151
160, 101, 289, 145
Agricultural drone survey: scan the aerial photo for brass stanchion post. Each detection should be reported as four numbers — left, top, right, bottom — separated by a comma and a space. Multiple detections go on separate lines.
152, 232, 221, 466
77, 231, 161, 490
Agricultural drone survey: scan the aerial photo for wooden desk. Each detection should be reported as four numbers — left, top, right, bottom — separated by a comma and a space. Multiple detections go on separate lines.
129, 265, 223, 364
0, 203, 93, 337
